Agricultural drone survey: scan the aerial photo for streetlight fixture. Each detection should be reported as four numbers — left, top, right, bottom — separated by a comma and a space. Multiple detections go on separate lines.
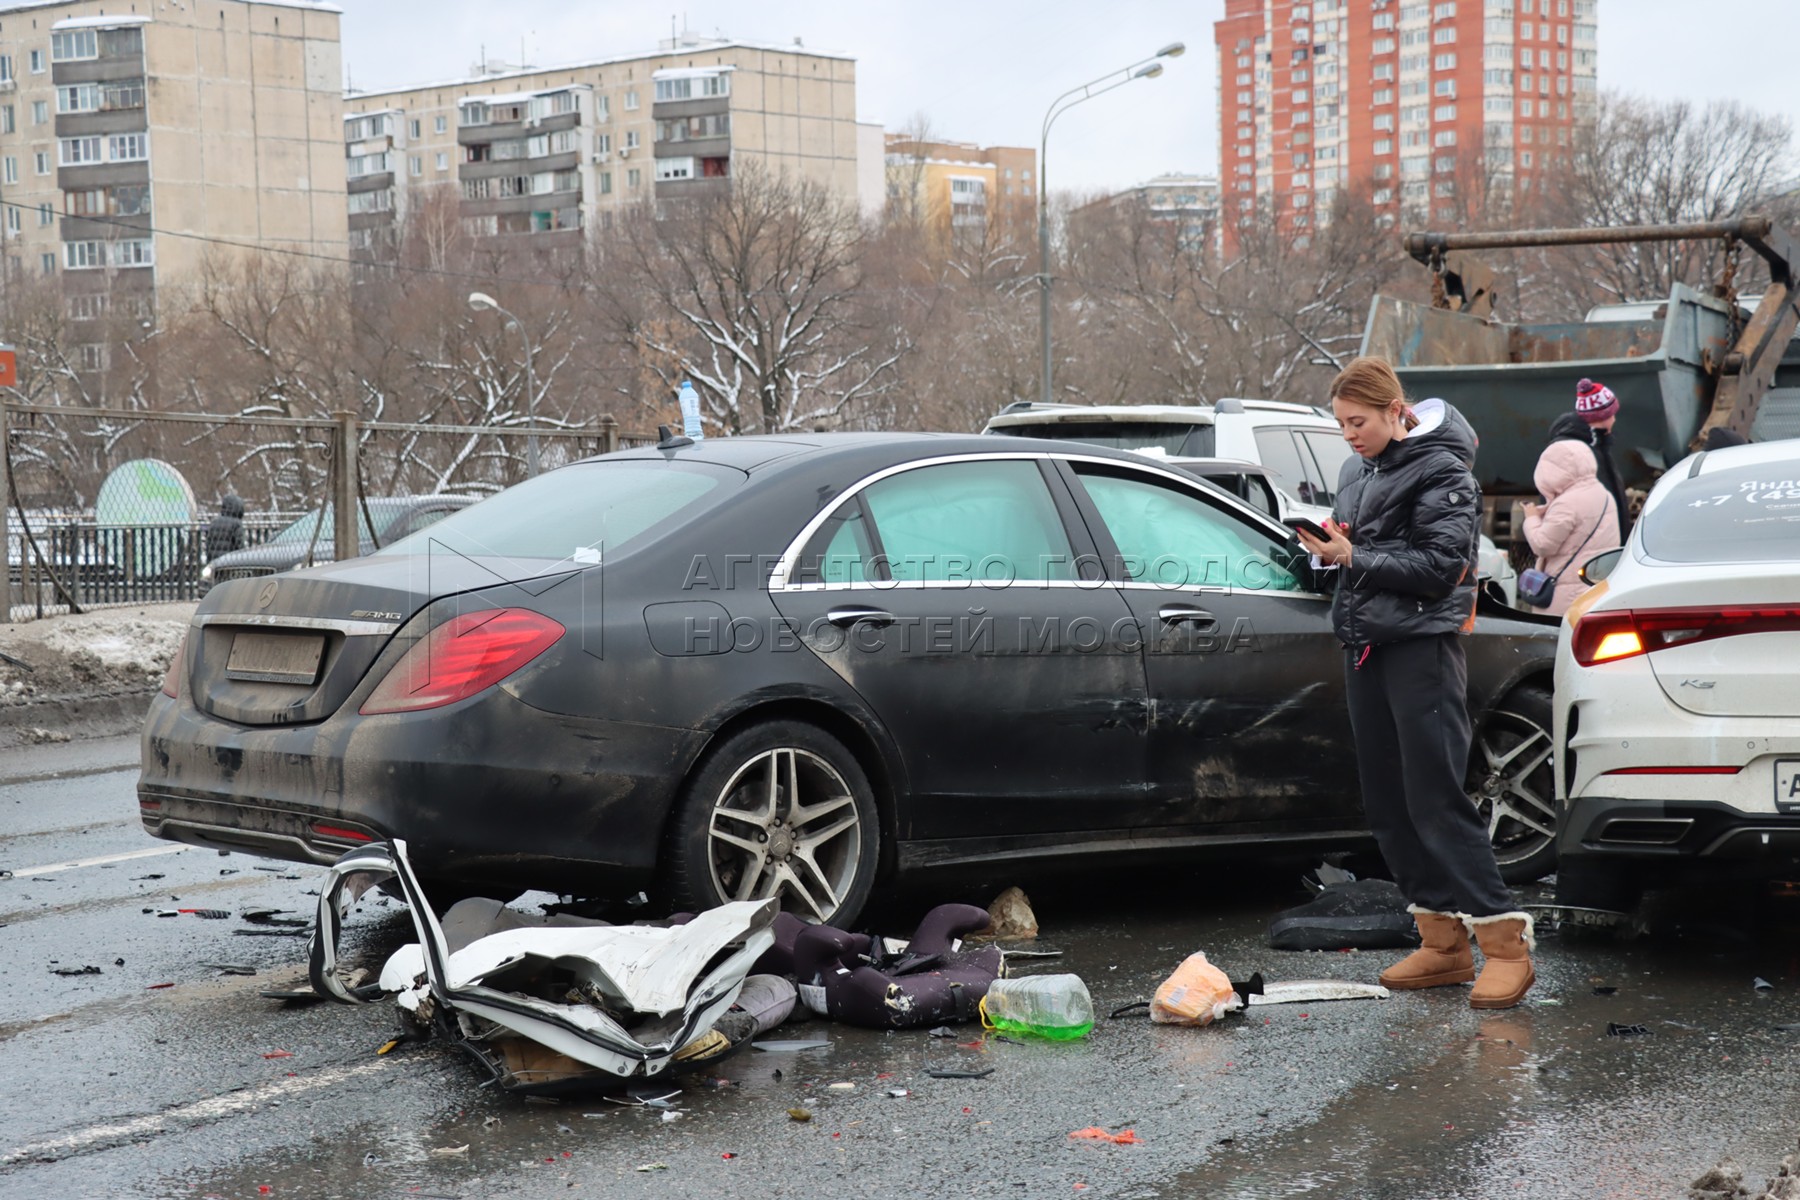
468, 290, 540, 478
1037, 42, 1184, 406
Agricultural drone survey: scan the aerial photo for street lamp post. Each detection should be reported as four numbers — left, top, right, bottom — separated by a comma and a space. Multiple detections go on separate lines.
468, 291, 540, 478
1038, 42, 1185, 406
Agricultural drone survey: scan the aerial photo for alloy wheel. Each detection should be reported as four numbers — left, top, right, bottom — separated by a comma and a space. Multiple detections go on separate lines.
706, 747, 864, 921
1470, 707, 1557, 870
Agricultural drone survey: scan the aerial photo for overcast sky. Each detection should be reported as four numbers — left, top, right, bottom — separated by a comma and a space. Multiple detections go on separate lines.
337, 1, 1799, 195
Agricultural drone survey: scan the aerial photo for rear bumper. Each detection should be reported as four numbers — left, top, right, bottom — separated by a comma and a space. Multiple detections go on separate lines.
1559, 796, 1800, 878
136, 689, 709, 896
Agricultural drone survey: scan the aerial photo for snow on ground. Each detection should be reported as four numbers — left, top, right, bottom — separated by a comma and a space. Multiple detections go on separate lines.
0, 602, 195, 700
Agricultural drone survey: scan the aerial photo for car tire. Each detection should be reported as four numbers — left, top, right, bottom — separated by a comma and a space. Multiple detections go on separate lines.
664, 720, 880, 927
1468, 684, 1559, 884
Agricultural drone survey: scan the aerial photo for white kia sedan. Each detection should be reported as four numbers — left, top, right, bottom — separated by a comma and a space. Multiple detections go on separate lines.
1552, 439, 1800, 913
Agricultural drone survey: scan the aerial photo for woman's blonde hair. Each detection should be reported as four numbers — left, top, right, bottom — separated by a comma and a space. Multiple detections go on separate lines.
1330, 356, 1419, 431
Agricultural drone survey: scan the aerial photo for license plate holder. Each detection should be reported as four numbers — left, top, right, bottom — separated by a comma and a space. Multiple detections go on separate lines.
1778, 760, 1800, 814
226, 631, 325, 685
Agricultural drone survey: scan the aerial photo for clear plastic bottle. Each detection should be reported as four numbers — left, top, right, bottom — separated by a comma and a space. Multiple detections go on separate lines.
980, 974, 1094, 1040
678, 380, 704, 441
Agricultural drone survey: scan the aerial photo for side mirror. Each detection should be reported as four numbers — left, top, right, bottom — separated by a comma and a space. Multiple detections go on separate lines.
1578, 548, 1623, 586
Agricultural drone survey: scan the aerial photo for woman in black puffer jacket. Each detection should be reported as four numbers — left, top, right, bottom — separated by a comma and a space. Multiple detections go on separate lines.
1294, 356, 1533, 1011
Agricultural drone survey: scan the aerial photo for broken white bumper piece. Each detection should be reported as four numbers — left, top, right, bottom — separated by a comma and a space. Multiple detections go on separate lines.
308, 840, 776, 1082
1245, 980, 1391, 1005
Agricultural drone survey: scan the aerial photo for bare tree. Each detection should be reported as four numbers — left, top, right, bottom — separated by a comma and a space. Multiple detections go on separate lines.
608, 163, 910, 435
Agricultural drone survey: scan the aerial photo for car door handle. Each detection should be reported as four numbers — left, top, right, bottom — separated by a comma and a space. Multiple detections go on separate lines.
826, 606, 895, 628
1158, 603, 1215, 624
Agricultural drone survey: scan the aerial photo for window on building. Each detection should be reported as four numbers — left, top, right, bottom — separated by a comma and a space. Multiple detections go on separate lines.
57, 84, 98, 114
1373, 12, 1395, 29
1373, 138, 1394, 156
101, 79, 144, 110
1373, 62, 1394, 81
31, 100, 47, 124
1434, 104, 1457, 121
36, 202, 51, 226
1374, 113, 1396, 132
65, 240, 105, 269
627, 167, 641, 188
59, 136, 103, 166
408, 118, 421, 139
1521, 150, 1533, 167
0, 55, 12, 84
1372, 87, 1394, 104
29, 48, 46, 73
1374, 161, 1395, 179
435, 115, 448, 134
1434, 129, 1457, 146
3, 208, 15, 234
624, 89, 639, 110
600, 171, 613, 194
1520, 124, 1533, 142
112, 238, 153, 266
1373, 36, 1396, 53
108, 133, 147, 162
50, 29, 96, 61
1434, 53, 1457, 69
0, 105, 10, 134
1434, 79, 1456, 96
1434, 154, 1458, 172
1433, 27, 1456, 43
655, 156, 695, 182
34, 151, 50, 175
0, 156, 13, 185
436, 151, 448, 171
68, 293, 107, 320
1520, 48, 1534, 68
625, 129, 639, 150
461, 177, 491, 200
39, 252, 54, 275
1434, 1, 1458, 16
461, 102, 490, 127
409, 155, 423, 176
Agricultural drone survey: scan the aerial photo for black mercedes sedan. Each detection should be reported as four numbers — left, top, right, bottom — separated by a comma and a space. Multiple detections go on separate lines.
140, 434, 1560, 925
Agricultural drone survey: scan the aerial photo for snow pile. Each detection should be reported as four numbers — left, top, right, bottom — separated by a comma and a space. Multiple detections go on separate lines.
36, 620, 187, 676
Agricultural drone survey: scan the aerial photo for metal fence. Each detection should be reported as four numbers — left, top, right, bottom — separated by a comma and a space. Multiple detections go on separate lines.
2, 403, 654, 622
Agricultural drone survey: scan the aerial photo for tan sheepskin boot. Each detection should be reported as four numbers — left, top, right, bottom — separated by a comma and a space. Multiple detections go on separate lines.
1468, 913, 1536, 1010
1378, 907, 1476, 990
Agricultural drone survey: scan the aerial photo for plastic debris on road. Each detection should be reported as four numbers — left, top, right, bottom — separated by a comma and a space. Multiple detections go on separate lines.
751, 1039, 831, 1053
1151, 953, 1241, 1026
788, 904, 1003, 1030
1246, 980, 1390, 1006
307, 840, 774, 1095
1268, 880, 1419, 951
1607, 1022, 1653, 1038
1069, 1127, 1143, 1145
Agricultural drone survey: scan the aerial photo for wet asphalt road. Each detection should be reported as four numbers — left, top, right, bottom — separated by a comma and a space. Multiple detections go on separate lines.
4, 736, 1800, 1200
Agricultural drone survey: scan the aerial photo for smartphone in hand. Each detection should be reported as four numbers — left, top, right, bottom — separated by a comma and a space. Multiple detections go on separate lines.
1281, 516, 1332, 542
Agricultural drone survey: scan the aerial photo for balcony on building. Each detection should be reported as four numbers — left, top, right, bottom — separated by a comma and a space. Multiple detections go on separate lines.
48, 18, 147, 86
649, 63, 731, 192
52, 75, 147, 140
457, 86, 587, 149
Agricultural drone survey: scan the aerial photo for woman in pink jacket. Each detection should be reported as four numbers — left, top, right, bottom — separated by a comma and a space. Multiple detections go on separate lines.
1521, 440, 1622, 616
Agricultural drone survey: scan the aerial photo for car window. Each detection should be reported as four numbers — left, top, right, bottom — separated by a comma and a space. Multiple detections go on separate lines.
1075, 466, 1302, 592
1641, 462, 1800, 564
377, 462, 729, 562
267, 503, 381, 546
1299, 431, 1352, 504
855, 460, 1076, 583
820, 502, 876, 584
1253, 429, 1318, 505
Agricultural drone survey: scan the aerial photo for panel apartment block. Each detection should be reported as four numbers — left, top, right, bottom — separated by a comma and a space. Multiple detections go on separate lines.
342, 36, 860, 258
1216, 0, 1596, 246
0, 0, 347, 333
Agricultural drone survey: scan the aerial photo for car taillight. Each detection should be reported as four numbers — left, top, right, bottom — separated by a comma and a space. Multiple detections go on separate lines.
160, 633, 188, 699
1572, 605, 1800, 668
360, 608, 564, 715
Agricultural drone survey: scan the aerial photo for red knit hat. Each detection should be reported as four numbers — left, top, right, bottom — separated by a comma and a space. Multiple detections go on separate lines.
1575, 378, 1618, 423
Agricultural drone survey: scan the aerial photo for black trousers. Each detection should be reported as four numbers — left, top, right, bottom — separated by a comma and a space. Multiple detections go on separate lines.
1344, 633, 1515, 918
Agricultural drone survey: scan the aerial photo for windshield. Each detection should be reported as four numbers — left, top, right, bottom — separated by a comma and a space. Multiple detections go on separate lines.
1641, 462, 1800, 564
377, 461, 733, 564
990, 421, 1216, 457
265, 502, 407, 546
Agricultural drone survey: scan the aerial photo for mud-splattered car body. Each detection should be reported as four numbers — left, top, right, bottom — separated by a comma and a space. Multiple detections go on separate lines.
139, 434, 1559, 921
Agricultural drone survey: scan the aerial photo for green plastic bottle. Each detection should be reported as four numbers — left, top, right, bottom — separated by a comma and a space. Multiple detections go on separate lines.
980, 974, 1095, 1041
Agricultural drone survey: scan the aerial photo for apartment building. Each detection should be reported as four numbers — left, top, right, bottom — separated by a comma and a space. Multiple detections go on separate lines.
0, 0, 346, 334
341, 33, 860, 259
882, 134, 1036, 243
1216, 0, 1596, 244
1075, 172, 1221, 250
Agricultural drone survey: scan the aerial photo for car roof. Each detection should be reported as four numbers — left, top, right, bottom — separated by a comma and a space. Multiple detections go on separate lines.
983, 398, 1324, 427
600, 431, 1214, 477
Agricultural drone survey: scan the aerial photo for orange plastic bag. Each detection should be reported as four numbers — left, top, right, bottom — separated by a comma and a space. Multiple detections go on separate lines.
1150, 951, 1241, 1026
1069, 1127, 1143, 1145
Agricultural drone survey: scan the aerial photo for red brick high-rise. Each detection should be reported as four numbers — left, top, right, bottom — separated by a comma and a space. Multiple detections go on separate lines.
1216, 0, 1597, 248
